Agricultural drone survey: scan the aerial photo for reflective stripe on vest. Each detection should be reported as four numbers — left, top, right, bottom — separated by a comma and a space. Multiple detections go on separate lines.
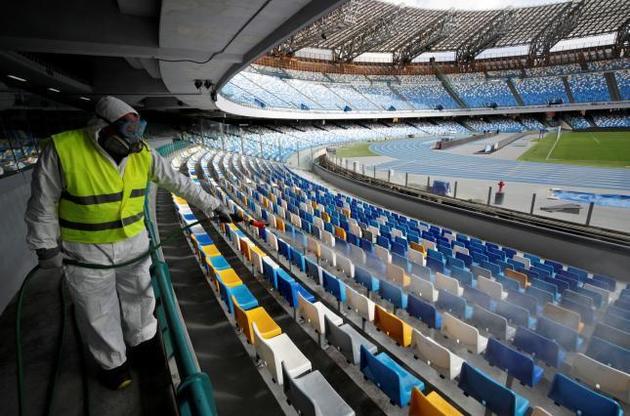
53, 129, 152, 243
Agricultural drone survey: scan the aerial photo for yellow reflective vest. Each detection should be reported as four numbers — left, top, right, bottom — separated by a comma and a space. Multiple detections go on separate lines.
53, 129, 151, 243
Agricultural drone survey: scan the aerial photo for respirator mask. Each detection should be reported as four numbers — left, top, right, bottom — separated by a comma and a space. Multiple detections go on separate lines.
99, 117, 147, 158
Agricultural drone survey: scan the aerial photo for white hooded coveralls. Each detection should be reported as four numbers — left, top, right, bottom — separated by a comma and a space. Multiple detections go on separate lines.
25, 118, 220, 369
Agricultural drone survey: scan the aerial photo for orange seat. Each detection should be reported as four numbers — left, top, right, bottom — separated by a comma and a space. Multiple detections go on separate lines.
409, 387, 462, 416
374, 305, 412, 347
239, 239, 252, 261
233, 298, 282, 344
505, 268, 529, 288
334, 226, 347, 240
276, 218, 285, 232
409, 242, 426, 254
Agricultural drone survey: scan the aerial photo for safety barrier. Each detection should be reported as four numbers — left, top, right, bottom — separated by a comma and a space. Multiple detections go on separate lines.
145, 142, 218, 416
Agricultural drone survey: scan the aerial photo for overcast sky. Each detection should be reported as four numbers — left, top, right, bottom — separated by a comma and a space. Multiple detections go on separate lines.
382, 0, 568, 10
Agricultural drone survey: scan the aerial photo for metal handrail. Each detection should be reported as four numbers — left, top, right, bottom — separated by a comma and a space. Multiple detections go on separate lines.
144, 140, 218, 416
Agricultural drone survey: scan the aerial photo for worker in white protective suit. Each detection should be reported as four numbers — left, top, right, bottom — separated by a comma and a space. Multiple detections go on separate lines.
25, 96, 235, 390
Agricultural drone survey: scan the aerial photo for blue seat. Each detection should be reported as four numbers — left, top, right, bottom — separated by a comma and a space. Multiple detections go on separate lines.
323, 271, 346, 304
458, 362, 529, 416
217, 281, 259, 315
426, 256, 444, 274
531, 278, 559, 300
359, 345, 425, 407
471, 264, 492, 278
290, 247, 306, 272
560, 298, 594, 324
355, 265, 379, 292
262, 260, 279, 286
536, 316, 582, 351
436, 289, 472, 320
605, 310, 630, 333
593, 322, 629, 349
507, 291, 538, 315
481, 261, 502, 278
593, 274, 616, 291
586, 336, 630, 373
278, 239, 290, 259
207, 255, 230, 271
496, 276, 520, 292
378, 280, 408, 310
566, 266, 588, 281
305, 258, 320, 283
485, 338, 543, 387
406, 294, 441, 329
450, 266, 473, 286
495, 300, 535, 329
193, 233, 213, 246
513, 326, 565, 368
456, 252, 473, 267
463, 285, 494, 310
446, 256, 465, 271
548, 373, 623, 416
608, 305, 630, 321
526, 286, 554, 305
391, 241, 406, 256
279, 278, 315, 308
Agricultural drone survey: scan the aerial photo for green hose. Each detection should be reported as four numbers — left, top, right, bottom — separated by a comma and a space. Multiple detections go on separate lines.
16, 218, 212, 416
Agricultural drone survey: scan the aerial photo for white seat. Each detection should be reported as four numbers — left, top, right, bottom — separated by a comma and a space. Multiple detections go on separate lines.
386, 263, 409, 287
336, 254, 355, 279
407, 248, 425, 266
572, 353, 630, 403
313, 217, 324, 230
298, 293, 343, 334
266, 231, 279, 251
453, 245, 469, 256
583, 283, 612, 304
350, 244, 366, 264
435, 272, 464, 296
251, 250, 265, 274
513, 255, 531, 268
253, 323, 311, 385
441, 312, 488, 354
409, 275, 439, 302
477, 275, 508, 300
349, 223, 362, 238
291, 213, 302, 228
421, 238, 436, 251
411, 329, 464, 380
307, 236, 321, 257
345, 286, 375, 322
391, 228, 403, 238
374, 245, 392, 264
322, 230, 335, 247
320, 245, 336, 268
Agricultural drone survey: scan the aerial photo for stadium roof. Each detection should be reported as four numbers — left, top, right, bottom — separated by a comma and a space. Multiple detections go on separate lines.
273, 0, 629, 63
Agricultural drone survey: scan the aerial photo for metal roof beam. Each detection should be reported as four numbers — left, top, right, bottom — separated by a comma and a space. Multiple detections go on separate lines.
392, 11, 456, 65
455, 8, 517, 64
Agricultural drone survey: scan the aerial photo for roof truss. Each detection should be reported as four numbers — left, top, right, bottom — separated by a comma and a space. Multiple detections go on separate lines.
392, 11, 456, 65
456, 8, 517, 64
528, 1, 585, 64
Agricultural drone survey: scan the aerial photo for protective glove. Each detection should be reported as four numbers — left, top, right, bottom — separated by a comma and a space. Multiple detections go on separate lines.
36, 246, 64, 269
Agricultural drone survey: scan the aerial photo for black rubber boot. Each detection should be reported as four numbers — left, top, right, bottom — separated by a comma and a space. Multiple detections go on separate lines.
98, 361, 132, 390
129, 334, 164, 369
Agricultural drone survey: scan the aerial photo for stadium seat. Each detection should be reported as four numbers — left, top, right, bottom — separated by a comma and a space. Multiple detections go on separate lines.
458, 362, 529, 416
217, 279, 259, 315
253, 323, 311, 385
282, 362, 355, 416
536, 316, 582, 351
233, 299, 282, 344
409, 274, 439, 302
547, 373, 623, 416
298, 293, 343, 337
215, 268, 243, 289
471, 304, 514, 341
411, 328, 464, 380
345, 286, 375, 325
379, 279, 408, 310
435, 272, 463, 296
324, 315, 377, 365
586, 336, 630, 373
441, 312, 488, 354
387, 263, 411, 287
495, 300, 535, 329
278, 276, 315, 308
406, 293, 442, 329
572, 352, 630, 403
374, 305, 413, 347
485, 338, 543, 387
504, 268, 528, 288
593, 322, 630, 349
513, 326, 565, 368
436, 289, 472, 320
359, 345, 425, 407
336, 254, 355, 278
408, 387, 463, 416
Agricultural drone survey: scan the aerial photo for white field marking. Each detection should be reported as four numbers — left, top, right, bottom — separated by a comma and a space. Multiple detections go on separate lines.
589, 132, 601, 144
545, 133, 562, 160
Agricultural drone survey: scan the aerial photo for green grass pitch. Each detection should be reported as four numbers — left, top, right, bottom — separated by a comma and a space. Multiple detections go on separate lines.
334, 142, 377, 157
518, 131, 630, 168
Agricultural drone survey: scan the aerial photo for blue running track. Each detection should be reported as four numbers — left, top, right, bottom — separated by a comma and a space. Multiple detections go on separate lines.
370, 138, 630, 191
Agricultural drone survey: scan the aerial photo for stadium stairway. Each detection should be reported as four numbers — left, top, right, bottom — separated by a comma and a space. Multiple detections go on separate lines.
561, 76, 576, 104
604, 72, 622, 101
506, 79, 525, 106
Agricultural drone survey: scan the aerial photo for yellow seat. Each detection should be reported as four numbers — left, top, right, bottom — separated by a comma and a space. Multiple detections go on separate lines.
216, 269, 242, 288
374, 305, 412, 347
202, 244, 221, 258
505, 268, 529, 288
276, 218, 285, 232
250, 246, 266, 257
409, 242, 426, 254
409, 387, 462, 416
233, 298, 281, 344
239, 239, 252, 261
334, 226, 347, 240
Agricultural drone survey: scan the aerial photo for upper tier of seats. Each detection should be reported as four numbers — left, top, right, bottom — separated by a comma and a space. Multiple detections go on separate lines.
220, 60, 630, 113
